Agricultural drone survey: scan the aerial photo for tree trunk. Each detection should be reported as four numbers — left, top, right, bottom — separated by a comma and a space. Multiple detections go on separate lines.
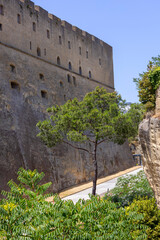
92, 142, 98, 195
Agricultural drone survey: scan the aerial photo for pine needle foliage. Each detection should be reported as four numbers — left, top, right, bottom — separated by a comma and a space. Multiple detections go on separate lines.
37, 87, 139, 195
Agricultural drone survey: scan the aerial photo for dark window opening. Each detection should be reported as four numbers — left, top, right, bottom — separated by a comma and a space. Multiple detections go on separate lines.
37, 47, 41, 57
64, 94, 66, 101
30, 41, 32, 50
68, 41, 71, 49
33, 22, 36, 31
10, 64, 15, 73
99, 58, 101, 66
10, 81, 20, 90
44, 48, 46, 56
67, 74, 71, 83
60, 81, 63, 87
59, 36, 62, 44
17, 14, 21, 24
79, 47, 81, 55
41, 90, 47, 99
68, 62, 72, 70
79, 66, 82, 75
47, 29, 50, 39
0, 23, 2, 31
73, 76, 76, 86
39, 73, 44, 80
89, 71, 91, 79
86, 51, 88, 59
57, 56, 60, 65
0, 5, 4, 15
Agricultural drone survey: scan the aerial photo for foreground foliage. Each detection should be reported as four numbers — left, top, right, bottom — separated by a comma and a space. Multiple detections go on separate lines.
126, 198, 160, 239
0, 168, 159, 240
104, 170, 154, 207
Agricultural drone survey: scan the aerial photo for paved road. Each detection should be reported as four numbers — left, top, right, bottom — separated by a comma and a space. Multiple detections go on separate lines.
62, 167, 143, 203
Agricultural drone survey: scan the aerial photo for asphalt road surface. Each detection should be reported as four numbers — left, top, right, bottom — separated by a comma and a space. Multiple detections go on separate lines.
62, 167, 143, 203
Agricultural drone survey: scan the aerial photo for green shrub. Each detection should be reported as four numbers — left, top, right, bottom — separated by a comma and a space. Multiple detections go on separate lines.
1, 194, 147, 240
133, 55, 160, 111
126, 198, 160, 240
0, 168, 158, 240
104, 170, 154, 207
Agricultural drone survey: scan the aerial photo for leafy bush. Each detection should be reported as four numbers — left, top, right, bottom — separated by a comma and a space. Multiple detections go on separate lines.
0, 168, 158, 240
104, 170, 154, 207
134, 55, 160, 111
126, 198, 160, 240
0, 168, 53, 240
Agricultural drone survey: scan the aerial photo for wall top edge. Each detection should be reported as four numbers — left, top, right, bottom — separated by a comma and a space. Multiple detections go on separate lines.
14, 0, 112, 48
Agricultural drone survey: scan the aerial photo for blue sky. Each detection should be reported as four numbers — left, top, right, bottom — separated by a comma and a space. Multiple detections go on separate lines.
33, 0, 160, 103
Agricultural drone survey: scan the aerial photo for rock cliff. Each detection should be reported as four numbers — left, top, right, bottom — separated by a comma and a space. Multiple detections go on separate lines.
139, 86, 160, 208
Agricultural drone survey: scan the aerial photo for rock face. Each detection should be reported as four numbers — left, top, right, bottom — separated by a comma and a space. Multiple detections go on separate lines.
139, 116, 160, 207
139, 86, 160, 208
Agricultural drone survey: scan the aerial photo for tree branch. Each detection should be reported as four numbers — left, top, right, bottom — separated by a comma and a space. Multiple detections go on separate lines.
97, 138, 108, 145
87, 138, 95, 144
62, 140, 90, 153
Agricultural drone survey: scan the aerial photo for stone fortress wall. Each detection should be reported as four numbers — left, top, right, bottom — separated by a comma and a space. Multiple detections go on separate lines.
0, 0, 114, 102
0, 0, 134, 193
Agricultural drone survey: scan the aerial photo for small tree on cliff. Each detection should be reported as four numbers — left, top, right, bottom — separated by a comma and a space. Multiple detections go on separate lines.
37, 87, 135, 195
133, 55, 160, 111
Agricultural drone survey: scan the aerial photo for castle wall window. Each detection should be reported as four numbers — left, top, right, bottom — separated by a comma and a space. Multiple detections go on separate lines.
59, 36, 62, 44
0, 5, 4, 15
79, 66, 82, 75
73, 76, 76, 86
60, 81, 63, 87
17, 14, 21, 24
67, 74, 71, 83
99, 58, 101, 66
64, 95, 66, 101
0, 24, 2, 31
79, 47, 81, 55
33, 22, 36, 32
10, 64, 15, 73
41, 90, 48, 99
30, 41, 32, 50
86, 51, 88, 59
47, 29, 50, 39
68, 41, 71, 49
37, 47, 41, 57
10, 81, 20, 90
39, 73, 44, 80
44, 48, 46, 56
89, 71, 91, 79
57, 56, 61, 65
68, 62, 72, 70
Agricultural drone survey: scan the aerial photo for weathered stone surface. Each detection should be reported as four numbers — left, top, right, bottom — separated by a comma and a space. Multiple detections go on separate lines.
0, 86, 134, 193
138, 86, 160, 208
139, 116, 160, 207
0, 0, 135, 194
0, 44, 134, 194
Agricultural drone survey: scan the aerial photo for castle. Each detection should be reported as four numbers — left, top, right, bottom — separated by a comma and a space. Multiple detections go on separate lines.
0, 0, 134, 193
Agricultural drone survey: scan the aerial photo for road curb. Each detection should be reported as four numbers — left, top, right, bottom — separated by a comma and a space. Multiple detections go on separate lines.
46, 165, 142, 202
